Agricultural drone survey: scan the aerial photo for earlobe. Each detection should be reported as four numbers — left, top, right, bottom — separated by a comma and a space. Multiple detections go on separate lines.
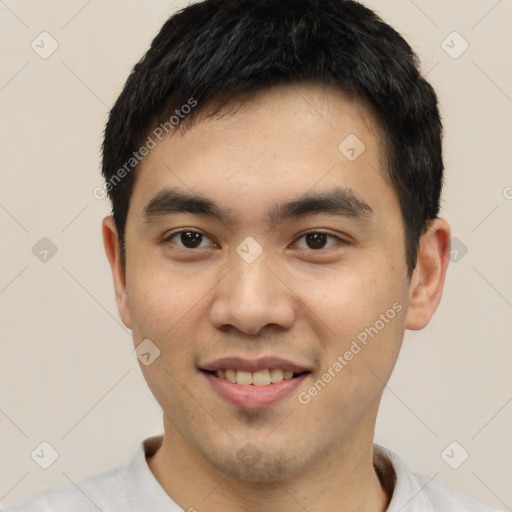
405, 218, 451, 331
102, 216, 132, 330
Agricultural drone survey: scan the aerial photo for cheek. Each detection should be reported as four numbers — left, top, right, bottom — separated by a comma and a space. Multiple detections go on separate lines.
292, 262, 406, 387
290, 258, 403, 334
296, 301, 405, 434
125, 264, 205, 405
125, 258, 208, 343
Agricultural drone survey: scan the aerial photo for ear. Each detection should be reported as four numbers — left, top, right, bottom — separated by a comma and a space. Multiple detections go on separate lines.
102, 216, 132, 330
405, 218, 451, 330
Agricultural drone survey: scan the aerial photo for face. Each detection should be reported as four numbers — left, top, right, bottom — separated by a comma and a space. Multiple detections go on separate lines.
111, 83, 414, 481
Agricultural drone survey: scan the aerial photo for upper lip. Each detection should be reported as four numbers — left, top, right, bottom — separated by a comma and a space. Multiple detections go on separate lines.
200, 356, 313, 373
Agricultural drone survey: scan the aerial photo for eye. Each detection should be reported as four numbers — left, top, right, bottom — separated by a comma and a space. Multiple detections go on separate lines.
162, 230, 217, 249
293, 231, 344, 250
162, 230, 345, 251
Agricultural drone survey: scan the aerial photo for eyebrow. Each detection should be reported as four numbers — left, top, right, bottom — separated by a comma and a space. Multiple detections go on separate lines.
142, 186, 374, 227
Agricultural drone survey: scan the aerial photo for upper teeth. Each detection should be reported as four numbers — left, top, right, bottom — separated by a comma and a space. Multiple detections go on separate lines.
216, 368, 294, 385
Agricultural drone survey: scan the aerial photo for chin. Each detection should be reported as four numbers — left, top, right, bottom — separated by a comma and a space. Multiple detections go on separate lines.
201, 440, 313, 482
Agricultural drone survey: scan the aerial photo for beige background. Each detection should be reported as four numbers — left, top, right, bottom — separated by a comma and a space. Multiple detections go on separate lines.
1, 0, 511, 509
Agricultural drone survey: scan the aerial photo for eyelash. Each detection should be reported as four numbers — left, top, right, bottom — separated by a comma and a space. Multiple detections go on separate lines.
161, 229, 346, 251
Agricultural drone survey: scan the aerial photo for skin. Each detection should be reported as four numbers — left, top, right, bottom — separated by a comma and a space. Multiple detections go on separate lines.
103, 83, 450, 512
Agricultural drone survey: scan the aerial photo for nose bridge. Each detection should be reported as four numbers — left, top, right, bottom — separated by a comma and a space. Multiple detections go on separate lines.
209, 246, 295, 335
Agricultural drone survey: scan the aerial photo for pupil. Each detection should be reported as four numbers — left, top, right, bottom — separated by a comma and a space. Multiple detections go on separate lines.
181, 231, 202, 248
306, 233, 326, 249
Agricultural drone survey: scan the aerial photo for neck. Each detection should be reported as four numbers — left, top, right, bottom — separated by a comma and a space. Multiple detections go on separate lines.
148, 416, 391, 512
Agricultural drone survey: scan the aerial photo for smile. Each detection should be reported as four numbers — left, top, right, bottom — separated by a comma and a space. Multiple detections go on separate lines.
211, 368, 305, 385
200, 361, 312, 408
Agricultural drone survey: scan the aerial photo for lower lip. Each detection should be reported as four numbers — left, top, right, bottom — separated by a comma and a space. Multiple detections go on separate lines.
202, 371, 309, 408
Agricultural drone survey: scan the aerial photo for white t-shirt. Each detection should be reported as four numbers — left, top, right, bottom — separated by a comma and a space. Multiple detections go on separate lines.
4, 436, 503, 512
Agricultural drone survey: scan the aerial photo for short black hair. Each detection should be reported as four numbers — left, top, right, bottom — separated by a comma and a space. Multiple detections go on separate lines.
102, 0, 443, 274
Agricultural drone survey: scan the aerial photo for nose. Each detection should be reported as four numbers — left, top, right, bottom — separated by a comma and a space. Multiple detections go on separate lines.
209, 252, 296, 337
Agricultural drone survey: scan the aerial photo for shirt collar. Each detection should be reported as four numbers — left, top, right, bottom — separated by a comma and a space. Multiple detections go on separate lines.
374, 444, 436, 512
125, 435, 182, 511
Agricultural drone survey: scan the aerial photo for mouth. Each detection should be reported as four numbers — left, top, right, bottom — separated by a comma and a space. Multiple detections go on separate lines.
202, 368, 310, 386
199, 357, 313, 408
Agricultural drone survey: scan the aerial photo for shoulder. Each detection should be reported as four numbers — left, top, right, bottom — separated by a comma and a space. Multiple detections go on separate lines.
3, 437, 165, 512
374, 444, 504, 512
3, 464, 129, 512
414, 473, 504, 512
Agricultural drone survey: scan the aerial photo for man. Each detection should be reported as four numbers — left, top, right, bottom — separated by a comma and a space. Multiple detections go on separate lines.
6, 0, 503, 510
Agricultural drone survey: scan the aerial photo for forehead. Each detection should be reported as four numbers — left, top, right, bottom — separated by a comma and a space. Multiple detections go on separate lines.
129, 83, 393, 223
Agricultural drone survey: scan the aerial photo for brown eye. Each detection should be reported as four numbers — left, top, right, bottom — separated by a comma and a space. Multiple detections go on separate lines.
305, 232, 328, 249
179, 231, 203, 248
164, 230, 216, 249
294, 231, 342, 250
